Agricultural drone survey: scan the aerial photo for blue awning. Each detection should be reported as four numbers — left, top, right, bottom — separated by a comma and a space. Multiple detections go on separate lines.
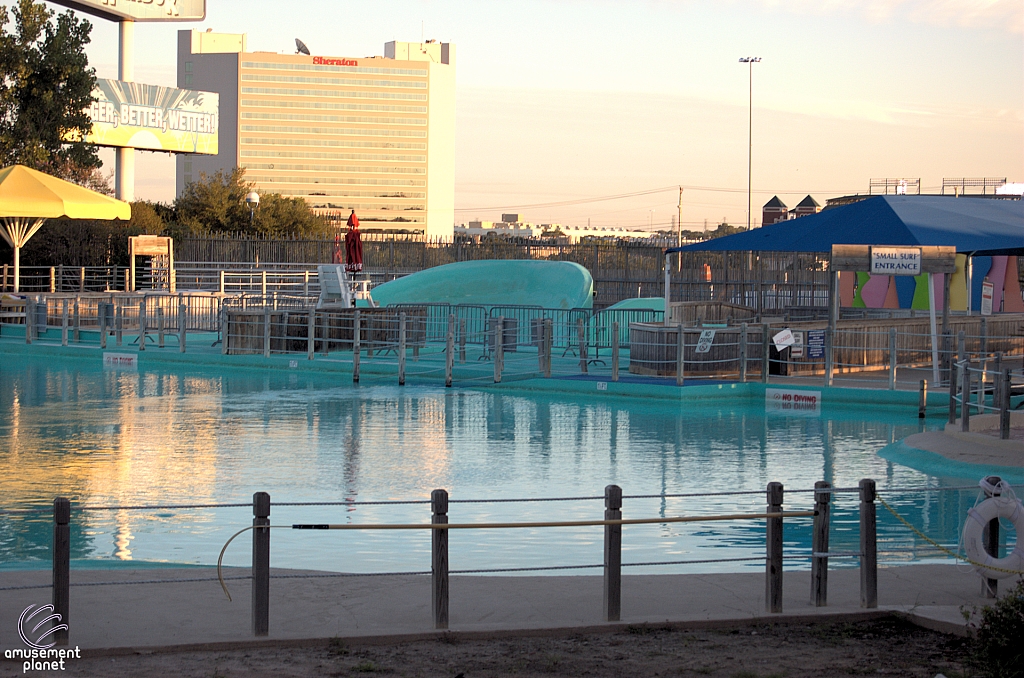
667, 195, 1024, 256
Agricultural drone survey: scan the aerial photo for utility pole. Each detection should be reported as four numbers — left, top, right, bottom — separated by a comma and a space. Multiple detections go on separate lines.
677, 186, 683, 247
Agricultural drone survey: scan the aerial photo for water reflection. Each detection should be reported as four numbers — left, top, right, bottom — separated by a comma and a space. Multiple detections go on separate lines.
0, 355, 979, 573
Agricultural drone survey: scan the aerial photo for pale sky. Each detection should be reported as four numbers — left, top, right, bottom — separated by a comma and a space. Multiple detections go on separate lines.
52, 0, 1024, 232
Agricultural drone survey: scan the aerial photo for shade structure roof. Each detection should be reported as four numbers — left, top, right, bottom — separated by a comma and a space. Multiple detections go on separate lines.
668, 195, 1024, 256
0, 165, 131, 220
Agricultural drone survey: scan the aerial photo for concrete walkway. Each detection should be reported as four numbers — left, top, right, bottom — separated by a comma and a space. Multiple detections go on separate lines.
0, 564, 1004, 653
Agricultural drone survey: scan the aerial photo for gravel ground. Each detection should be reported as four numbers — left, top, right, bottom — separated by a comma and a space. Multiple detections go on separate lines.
1, 617, 969, 678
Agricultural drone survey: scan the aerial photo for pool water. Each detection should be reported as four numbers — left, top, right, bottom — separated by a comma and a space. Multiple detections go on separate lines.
0, 355, 987, 574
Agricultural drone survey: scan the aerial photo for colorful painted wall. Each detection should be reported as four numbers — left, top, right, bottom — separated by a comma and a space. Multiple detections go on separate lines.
840, 255, 1024, 312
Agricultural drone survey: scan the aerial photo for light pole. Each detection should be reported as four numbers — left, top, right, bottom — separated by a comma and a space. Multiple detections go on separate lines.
649, 209, 655, 231
739, 57, 760, 231
245, 191, 260, 226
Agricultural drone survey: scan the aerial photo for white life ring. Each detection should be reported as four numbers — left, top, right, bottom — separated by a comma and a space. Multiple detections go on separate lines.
963, 495, 1024, 579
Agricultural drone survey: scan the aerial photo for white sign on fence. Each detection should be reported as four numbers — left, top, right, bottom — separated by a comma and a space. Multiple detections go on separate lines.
103, 352, 138, 370
790, 331, 805, 358
869, 247, 922, 276
695, 329, 716, 354
772, 328, 795, 351
981, 280, 994, 316
765, 388, 821, 416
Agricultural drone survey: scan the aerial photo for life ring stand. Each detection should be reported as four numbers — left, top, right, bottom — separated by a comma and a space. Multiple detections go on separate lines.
963, 476, 1024, 580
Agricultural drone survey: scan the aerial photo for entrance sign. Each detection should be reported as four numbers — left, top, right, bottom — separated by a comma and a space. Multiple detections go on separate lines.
83, 79, 218, 154
831, 244, 955, 274
869, 247, 921, 276
51, 0, 205, 21
695, 329, 716, 354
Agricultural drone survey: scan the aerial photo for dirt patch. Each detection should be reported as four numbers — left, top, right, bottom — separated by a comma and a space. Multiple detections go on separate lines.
2, 617, 968, 678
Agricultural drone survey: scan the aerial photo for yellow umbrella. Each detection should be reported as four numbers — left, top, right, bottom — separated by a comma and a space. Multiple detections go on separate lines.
0, 165, 132, 292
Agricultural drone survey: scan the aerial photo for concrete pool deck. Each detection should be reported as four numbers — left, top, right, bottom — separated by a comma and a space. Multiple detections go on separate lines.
0, 564, 1004, 653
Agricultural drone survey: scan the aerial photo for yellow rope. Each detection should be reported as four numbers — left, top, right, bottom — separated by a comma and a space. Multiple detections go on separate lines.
877, 495, 1024, 576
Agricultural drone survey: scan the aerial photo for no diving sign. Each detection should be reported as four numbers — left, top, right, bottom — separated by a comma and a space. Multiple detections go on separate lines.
695, 329, 716, 354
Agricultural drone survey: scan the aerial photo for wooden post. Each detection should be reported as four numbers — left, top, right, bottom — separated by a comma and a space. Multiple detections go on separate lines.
261, 270, 267, 298
766, 482, 784, 613
739, 323, 748, 382
72, 297, 80, 343
445, 314, 454, 388
993, 353, 1003, 411
220, 307, 228, 355
918, 379, 927, 419
79, 266, 85, 292
218, 270, 226, 295
859, 479, 877, 609
156, 307, 165, 348
303, 270, 309, 297
603, 484, 622, 622
252, 492, 270, 637
811, 481, 831, 607
263, 307, 271, 358
398, 312, 407, 386
115, 303, 123, 347
431, 489, 449, 630
49, 266, 55, 293
306, 309, 315, 360
494, 317, 503, 383
138, 298, 147, 352
99, 303, 107, 349
888, 327, 897, 390
957, 330, 966, 364
578, 317, 588, 374
25, 296, 33, 344
61, 299, 68, 346
948, 362, 959, 425
52, 497, 70, 646
178, 300, 187, 353
1001, 370, 1011, 441
611, 321, 620, 382
762, 325, 771, 384
543, 319, 552, 378
962, 369, 971, 432
458, 318, 466, 364
676, 323, 685, 386
352, 310, 361, 383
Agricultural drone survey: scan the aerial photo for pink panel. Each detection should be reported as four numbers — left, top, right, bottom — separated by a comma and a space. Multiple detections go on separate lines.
860, 274, 890, 308
883, 277, 900, 308
840, 271, 856, 307
988, 256, 1007, 312
932, 273, 945, 310
1003, 257, 1024, 312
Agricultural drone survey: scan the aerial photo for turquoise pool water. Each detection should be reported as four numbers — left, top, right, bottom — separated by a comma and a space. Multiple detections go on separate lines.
0, 354, 991, 574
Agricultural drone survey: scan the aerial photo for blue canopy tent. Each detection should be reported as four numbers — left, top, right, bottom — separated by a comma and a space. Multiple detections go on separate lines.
666, 195, 1024, 257
661, 195, 1023, 385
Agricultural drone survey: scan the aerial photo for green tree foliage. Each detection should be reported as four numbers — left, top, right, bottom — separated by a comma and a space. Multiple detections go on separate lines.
173, 167, 329, 238
0, 0, 99, 180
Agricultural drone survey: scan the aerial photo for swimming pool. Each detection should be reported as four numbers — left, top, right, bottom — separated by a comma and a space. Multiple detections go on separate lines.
0, 353, 986, 574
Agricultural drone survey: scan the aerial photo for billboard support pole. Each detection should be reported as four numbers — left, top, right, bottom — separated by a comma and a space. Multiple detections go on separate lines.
115, 19, 135, 202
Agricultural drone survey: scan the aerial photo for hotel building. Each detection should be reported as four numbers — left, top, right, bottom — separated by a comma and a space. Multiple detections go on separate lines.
176, 30, 455, 238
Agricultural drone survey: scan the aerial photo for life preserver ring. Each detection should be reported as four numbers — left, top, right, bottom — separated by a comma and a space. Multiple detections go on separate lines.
963, 494, 1024, 579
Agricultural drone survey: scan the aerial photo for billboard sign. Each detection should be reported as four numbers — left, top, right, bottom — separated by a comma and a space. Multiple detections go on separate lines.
83, 79, 218, 155
50, 0, 205, 21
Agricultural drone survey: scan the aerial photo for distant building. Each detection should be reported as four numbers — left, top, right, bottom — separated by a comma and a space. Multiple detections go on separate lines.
762, 196, 788, 225
454, 216, 653, 243
792, 195, 821, 218
176, 30, 455, 238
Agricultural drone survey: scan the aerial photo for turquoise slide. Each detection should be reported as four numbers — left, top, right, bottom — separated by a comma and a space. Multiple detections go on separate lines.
370, 260, 595, 309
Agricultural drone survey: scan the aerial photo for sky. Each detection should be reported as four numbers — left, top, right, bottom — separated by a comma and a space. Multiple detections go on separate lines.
48, 0, 1024, 232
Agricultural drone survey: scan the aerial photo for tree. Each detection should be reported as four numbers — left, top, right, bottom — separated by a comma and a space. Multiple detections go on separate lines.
0, 0, 99, 180
174, 167, 329, 237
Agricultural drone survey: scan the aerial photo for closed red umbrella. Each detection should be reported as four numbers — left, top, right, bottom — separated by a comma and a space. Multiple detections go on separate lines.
345, 210, 363, 273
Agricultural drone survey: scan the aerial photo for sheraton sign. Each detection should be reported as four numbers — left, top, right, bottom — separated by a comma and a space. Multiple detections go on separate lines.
313, 57, 359, 67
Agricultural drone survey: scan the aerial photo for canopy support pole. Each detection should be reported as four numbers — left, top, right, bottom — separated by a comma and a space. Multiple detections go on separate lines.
928, 272, 940, 387
1, 217, 46, 293
663, 252, 671, 325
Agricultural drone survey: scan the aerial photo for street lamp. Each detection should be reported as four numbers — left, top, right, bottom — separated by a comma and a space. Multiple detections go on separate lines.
739, 57, 761, 231
245, 190, 260, 226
